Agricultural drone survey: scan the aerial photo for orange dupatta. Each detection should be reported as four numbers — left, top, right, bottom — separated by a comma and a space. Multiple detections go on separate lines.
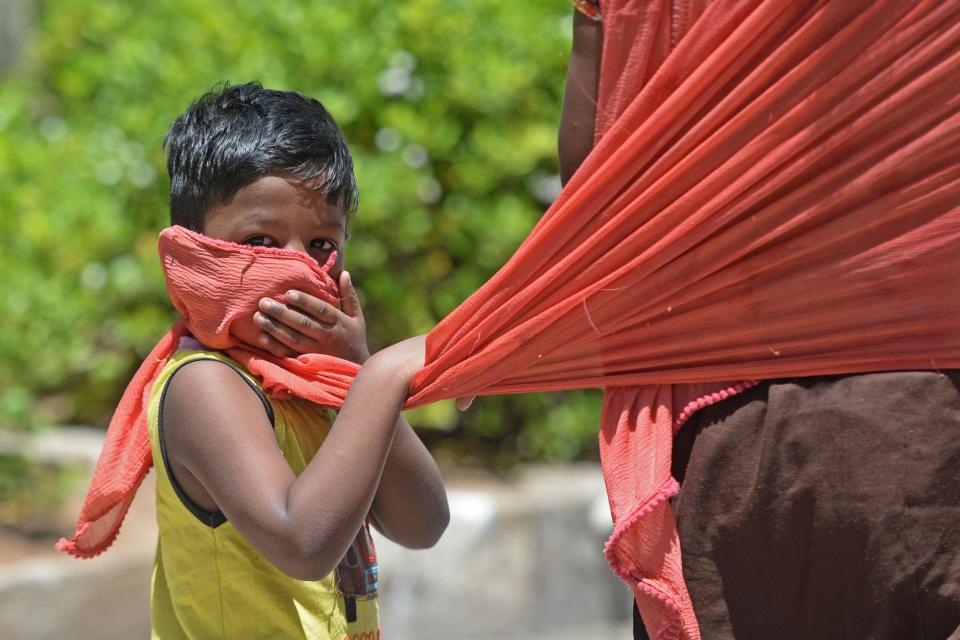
64, 4, 960, 638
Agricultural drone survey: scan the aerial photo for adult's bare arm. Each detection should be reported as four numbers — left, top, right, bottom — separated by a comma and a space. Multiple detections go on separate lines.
558, 8, 603, 185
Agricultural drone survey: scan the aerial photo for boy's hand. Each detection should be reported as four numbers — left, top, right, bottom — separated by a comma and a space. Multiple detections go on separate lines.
367, 335, 426, 385
253, 271, 370, 363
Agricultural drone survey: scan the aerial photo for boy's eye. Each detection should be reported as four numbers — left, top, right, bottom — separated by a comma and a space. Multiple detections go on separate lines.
311, 239, 337, 252
243, 235, 276, 247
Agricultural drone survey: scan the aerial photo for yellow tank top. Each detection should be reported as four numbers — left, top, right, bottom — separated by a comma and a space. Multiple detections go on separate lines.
147, 349, 380, 640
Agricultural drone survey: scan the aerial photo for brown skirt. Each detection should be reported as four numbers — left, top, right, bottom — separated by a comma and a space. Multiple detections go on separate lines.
668, 371, 960, 640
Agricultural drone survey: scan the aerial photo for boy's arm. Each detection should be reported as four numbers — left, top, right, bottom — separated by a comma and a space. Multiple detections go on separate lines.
368, 415, 448, 548
252, 273, 449, 547
162, 336, 445, 581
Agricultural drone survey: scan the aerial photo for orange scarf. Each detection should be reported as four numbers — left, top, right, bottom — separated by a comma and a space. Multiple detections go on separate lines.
57, 226, 359, 557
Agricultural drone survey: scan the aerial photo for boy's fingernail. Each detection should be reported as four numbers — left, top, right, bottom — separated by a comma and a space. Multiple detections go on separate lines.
261, 299, 279, 311
285, 290, 299, 301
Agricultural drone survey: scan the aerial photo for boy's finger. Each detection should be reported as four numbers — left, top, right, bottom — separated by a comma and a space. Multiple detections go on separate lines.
339, 271, 365, 320
283, 291, 340, 325
256, 331, 297, 359
254, 311, 311, 353
259, 299, 326, 336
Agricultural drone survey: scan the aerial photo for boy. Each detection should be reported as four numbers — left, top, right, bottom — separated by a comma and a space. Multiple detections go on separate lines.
151, 82, 449, 638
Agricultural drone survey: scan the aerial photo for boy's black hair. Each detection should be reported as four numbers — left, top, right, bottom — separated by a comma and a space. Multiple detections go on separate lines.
164, 82, 358, 231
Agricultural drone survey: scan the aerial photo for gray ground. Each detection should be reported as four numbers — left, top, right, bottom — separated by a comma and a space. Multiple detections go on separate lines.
1, 429, 633, 639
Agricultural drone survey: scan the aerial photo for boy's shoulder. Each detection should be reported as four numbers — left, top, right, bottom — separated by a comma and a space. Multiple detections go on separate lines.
163, 346, 254, 386
152, 348, 273, 435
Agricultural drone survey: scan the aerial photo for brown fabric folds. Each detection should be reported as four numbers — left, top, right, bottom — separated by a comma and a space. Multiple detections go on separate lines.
673, 372, 960, 640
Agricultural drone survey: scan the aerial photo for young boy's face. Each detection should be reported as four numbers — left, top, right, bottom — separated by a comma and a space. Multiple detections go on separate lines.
203, 175, 348, 276
201, 175, 353, 355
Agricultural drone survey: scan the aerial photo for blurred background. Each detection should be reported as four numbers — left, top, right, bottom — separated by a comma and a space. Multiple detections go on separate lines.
0, 0, 630, 637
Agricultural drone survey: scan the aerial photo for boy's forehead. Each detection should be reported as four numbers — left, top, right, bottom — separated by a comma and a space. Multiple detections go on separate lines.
209, 176, 347, 230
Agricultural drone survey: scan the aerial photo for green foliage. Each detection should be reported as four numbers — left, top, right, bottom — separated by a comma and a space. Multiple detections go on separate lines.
0, 0, 601, 464
0, 452, 84, 534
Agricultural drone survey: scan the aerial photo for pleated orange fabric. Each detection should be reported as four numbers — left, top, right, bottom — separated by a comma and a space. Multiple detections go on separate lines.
58, 227, 359, 558
406, 2, 960, 637
62, 2, 959, 637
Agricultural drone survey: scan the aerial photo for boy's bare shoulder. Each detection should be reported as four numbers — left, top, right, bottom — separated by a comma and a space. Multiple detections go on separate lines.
159, 358, 280, 511
161, 359, 273, 446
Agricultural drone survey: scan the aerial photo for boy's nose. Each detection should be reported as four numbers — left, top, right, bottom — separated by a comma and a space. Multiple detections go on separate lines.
284, 240, 309, 255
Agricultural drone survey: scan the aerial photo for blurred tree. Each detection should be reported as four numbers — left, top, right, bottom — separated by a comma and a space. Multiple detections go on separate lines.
0, 0, 33, 75
0, 0, 601, 467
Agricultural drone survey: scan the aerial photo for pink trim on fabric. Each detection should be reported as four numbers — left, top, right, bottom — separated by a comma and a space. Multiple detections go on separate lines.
604, 476, 680, 561
630, 578, 683, 640
673, 380, 758, 433
55, 467, 149, 559
168, 225, 338, 273
603, 476, 683, 640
